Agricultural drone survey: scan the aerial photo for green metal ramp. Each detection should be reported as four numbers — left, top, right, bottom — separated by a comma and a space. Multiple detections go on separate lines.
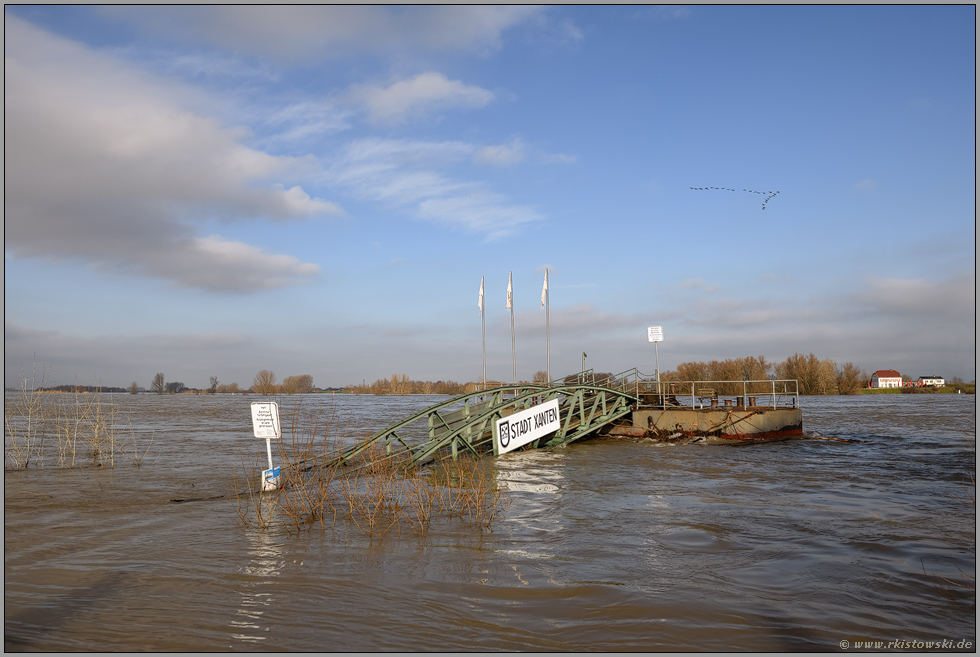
322, 369, 642, 470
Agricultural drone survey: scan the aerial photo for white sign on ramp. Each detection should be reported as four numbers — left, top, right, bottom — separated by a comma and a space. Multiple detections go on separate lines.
495, 399, 561, 455
251, 402, 281, 439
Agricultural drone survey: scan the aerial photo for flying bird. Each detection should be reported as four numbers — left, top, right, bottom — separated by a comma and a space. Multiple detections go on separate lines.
690, 185, 782, 210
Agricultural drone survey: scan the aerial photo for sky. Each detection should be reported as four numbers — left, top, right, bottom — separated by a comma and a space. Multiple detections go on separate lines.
4, 5, 976, 390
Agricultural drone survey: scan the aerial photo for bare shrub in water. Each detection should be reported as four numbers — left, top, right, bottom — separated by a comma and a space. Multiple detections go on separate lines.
87, 391, 120, 467
434, 455, 509, 529
337, 443, 405, 538
54, 386, 90, 469
232, 401, 509, 536
275, 404, 339, 532
402, 463, 441, 535
4, 362, 49, 469
231, 441, 277, 531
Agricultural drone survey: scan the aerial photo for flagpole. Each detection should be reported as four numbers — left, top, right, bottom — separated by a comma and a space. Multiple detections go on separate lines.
480, 276, 486, 391
508, 271, 516, 385
544, 269, 550, 382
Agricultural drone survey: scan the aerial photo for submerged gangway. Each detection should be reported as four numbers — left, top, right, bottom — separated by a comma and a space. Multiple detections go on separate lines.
317, 368, 801, 470
320, 368, 648, 470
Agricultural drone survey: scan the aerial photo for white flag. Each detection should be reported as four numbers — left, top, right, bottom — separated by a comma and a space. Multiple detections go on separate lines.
541, 269, 548, 308
478, 276, 484, 313
506, 272, 513, 309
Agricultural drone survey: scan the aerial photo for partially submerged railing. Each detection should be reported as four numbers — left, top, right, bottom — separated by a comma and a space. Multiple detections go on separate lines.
638, 378, 800, 410
544, 369, 800, 411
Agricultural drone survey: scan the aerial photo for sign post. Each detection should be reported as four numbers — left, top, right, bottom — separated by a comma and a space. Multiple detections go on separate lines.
250, 402, 281, 491
647, 326, 664, 396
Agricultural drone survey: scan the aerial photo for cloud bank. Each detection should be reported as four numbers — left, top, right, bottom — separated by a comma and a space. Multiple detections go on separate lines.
326, 138, 541, 239
4, 16, 336, 292
348, 73, 494, 126
105, 6, 541, 60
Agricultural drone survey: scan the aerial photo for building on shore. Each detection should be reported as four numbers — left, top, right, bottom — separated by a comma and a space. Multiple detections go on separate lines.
917, 376, 945, 387
871, 370, 903, 388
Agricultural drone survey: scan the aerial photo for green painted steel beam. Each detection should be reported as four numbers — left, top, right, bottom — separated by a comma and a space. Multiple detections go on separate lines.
319, 382, 639, 471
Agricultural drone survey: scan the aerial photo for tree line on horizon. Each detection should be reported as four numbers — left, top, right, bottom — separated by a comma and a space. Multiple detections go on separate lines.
342, 353, 873, 397
135, 371, 315, 395
18, 354, 960, 397
660, 354, 867, 395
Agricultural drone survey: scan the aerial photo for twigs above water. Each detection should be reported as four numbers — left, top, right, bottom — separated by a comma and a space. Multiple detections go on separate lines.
4, 361, 152, 471
230, 401, 509, 538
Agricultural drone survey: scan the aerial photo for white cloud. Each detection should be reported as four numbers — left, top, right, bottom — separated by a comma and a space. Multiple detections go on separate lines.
104, 6, 542, 60
475, 139, 525, 166
348, 73, 494, 125
540, 152, 577, 164
326, 138, 541, 238
848, 274, 975, 325
146, 236, 320, 292
518, 303, 642, 336
259, 101, 352, 143
677, 277, 719, 293
418, 193, 541, 240
4, 17, 337, 292
853, 178, 877, 192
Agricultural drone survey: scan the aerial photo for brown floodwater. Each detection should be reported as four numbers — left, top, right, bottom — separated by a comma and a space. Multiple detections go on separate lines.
4, 392, 976, 651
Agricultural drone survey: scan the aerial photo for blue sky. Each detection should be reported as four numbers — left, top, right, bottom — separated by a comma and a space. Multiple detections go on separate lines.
5, 6, 976, 389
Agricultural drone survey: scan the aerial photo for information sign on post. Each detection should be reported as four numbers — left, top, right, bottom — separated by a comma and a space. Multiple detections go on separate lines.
251, 402, 281, 439
251, 402, 281, 491
494, 399, 561, 456
647, 325, 664, 393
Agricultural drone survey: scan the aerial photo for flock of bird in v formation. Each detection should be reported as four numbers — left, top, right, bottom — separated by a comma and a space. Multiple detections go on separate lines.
690, 186, 780, 210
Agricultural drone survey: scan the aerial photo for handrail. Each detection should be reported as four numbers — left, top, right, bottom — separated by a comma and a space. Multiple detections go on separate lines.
634, 378, 800, 410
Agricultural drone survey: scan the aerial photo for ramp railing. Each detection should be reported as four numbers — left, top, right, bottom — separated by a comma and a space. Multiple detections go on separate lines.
636, 378, 800, 410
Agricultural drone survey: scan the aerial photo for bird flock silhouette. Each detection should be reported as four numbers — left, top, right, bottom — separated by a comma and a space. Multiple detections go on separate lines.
690, 186, 781, 210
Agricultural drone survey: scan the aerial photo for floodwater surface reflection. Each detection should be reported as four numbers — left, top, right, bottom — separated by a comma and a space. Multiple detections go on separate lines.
4, 393, 975, 650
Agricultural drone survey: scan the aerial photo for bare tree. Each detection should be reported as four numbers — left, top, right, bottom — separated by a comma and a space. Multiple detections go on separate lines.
775, 353, 836, 395
282, 374, 314, 394
253, 370, 278, 396
835, 362, 865, 395
208, 376, 219, 394
532, 370, 549, 384
151, 372, 166, 395
128, 381, 139, 395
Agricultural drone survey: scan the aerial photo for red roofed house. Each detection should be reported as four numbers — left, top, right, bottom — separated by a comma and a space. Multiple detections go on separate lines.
871, 369, 903, 388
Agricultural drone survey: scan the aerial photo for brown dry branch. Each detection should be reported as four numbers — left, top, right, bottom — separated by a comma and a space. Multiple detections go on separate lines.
130, 422, 153, 468
4, 361, 49, 469
231, 441, 277, 530
87, 391, 120, 467
274, 403, 341, 532
231, 400, 510, 537
54, 387, 91, 469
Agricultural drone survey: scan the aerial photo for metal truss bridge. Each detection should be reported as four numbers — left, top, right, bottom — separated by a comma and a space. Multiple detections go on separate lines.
321, 369, 645, 470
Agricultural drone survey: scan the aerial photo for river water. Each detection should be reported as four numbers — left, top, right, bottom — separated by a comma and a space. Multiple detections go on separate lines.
4, 393, 975, 651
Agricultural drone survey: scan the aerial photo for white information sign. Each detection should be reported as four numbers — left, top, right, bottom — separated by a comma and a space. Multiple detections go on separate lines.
251, 402, 281, 439
495, 399, 561, 455
647, 325, 664, 342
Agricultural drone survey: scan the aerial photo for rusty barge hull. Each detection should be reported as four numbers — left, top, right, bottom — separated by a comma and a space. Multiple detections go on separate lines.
607, 407, 803, 442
